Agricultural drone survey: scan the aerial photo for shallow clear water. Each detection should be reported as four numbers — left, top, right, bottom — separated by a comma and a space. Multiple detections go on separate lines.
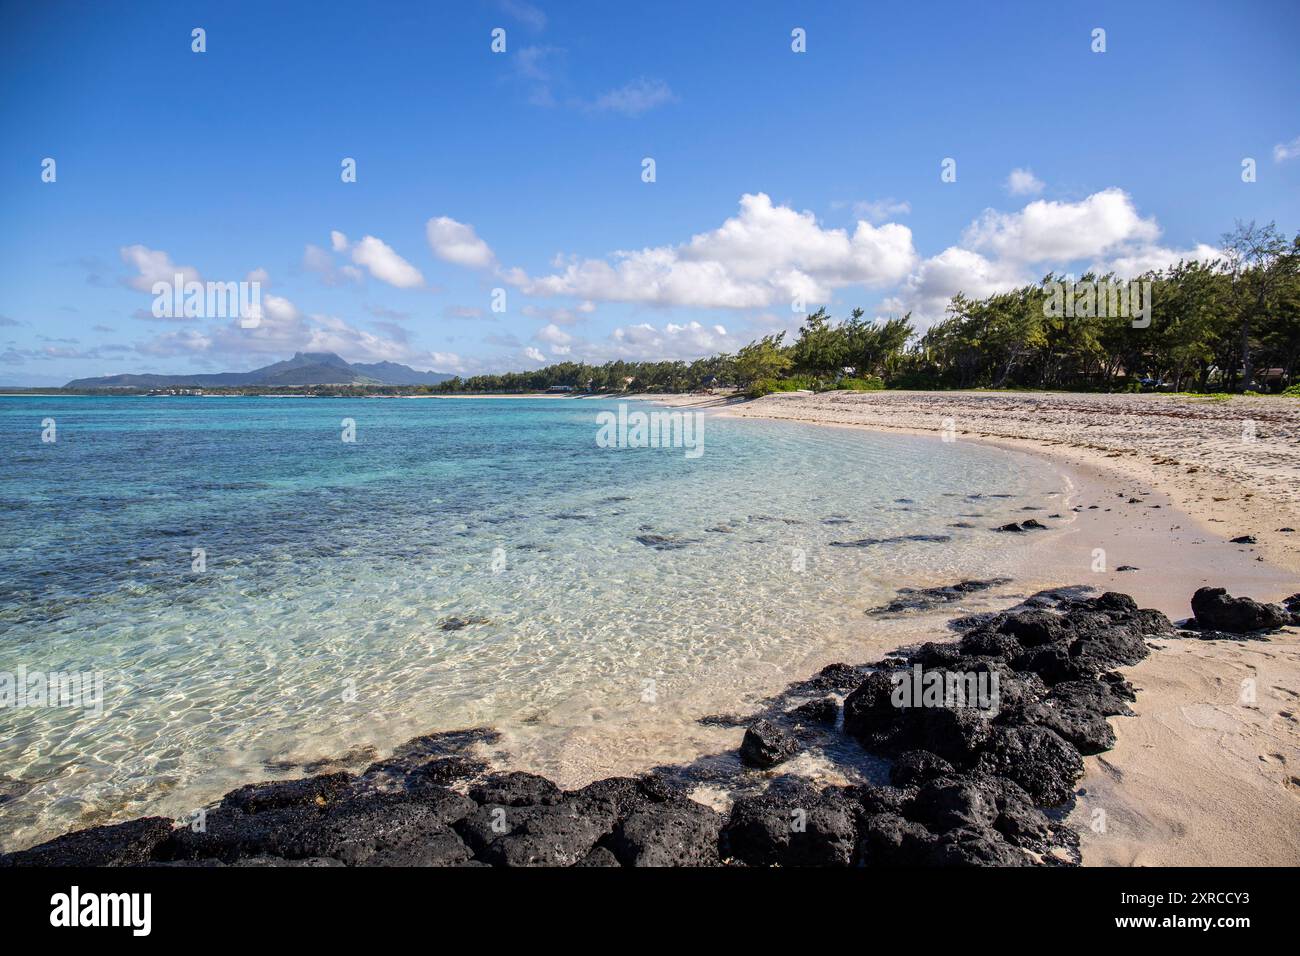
0, 395, 1064, 848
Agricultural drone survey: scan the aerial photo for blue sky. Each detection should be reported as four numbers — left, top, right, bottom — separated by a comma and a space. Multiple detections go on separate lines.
2, 0, 1298, 385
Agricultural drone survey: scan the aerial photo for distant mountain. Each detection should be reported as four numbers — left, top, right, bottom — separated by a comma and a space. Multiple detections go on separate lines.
350, 361, 455, 386
63, 352, 454, 389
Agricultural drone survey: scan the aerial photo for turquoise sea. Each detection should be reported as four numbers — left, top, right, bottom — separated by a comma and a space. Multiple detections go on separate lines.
0, 395, 1066, 849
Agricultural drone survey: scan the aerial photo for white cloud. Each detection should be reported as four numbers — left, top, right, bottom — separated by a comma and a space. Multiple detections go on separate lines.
963, 188, 1160, 264
506, 192, 917, 309
887, 189, 1191, 327
246, 267, 270, 285
119, 245, 200, 292
887, 247, 1028, 325
136, 292, 461, 371
607, 320, 740, 360
588, 77, 676, 116
1093, 242, 1224, 279
1005, 168, 1045, 196
1274, 135, 1300, 163
348, 235, 424, 288
848, 198, 911, 223
534, 323, 572, 348
330, 230, 349, 252
262, 294, 299, 322
426, 216, 496, 268
524, 346, 547, 362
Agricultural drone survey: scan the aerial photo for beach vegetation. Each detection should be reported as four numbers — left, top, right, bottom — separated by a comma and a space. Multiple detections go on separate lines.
423, 222, 1299, 398
837, 376, 885, 391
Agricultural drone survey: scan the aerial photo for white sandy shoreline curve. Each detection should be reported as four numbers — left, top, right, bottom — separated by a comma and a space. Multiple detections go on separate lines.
629, 389, 1300, 866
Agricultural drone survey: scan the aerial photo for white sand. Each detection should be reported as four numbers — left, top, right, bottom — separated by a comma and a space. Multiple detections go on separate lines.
638, 389, 1300, 865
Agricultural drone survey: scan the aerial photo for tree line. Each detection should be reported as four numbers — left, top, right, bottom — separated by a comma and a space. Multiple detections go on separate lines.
432, 221, 1300, 396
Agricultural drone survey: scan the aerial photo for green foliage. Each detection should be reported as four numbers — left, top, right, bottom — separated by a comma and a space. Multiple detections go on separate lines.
837, 376, 885, 391
789, 308, 847, 377
732, 333, 792, 387
747, 375, 818, 398
1282, 384, 1300, 397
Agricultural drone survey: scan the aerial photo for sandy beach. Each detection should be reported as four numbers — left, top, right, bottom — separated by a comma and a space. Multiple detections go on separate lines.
637, 389, 1300, 865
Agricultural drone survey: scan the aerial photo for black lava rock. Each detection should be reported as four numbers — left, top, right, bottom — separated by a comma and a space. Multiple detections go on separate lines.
976, 725, 1083, 806
740, 719, 800, 768
468, 771, 564, 807
608, 798, 721, 866
786, 697, 839, 724
1191, 587, 1288, 633
2, 817, 175, 867
724, 783, 857, 866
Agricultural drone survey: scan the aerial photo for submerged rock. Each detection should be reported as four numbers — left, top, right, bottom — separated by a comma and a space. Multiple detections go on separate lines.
830, 533, 952, 548
0, 775, 33, 807
439, 615, 491, 631
867, 578, 1012, 615
634, 533, 698, 551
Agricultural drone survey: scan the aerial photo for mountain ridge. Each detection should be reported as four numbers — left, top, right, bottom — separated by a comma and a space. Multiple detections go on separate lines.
63, 352, 454, 389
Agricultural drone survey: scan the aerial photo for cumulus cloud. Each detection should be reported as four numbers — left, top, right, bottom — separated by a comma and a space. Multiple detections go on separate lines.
119, 245, 200, 292
887, 189, 1209, 327
1004, 168, 1045, 196
884, 247, 1028, 324
524, 346, 547, 362
534, 322, 573, 354
348, 235, 424, 288
962, 188, 1159, 264
607, 321, 737, 360
426, 217, 496, 268
309, 233, 423, 288
506, 192, 917, 309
